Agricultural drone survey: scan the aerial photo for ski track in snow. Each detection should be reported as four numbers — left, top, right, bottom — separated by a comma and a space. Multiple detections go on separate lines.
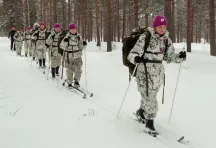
0, 37, 215, 148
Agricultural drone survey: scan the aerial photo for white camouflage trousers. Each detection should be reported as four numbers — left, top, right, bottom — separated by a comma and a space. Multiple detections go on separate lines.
24, 40, 31, 55
36, 48, 46, 59
140, 87, 160, 120
65, 57, 83, 84
15, 42, 23, 55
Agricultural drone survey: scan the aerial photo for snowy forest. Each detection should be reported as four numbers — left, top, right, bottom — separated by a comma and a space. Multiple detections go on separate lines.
0, 0, 216, 54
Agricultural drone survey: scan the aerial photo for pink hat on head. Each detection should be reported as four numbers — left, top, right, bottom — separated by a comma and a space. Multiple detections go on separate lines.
54, 23, 61, 28
152, 15, 167, 28
68, 23, 76, 30
26, 27, 31, 31
40, 22, 45, 26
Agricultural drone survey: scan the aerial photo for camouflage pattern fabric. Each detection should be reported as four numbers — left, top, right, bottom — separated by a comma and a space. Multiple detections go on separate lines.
46, 31, 62, 68
60, 32, 84, 84
14, 32, 23, 55
32, 29, 47, 59
128, 27, 183, 120
65, 58, 83, 84
24, 32, 32, 55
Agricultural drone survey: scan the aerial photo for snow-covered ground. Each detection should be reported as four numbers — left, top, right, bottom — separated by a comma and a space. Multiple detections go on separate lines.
0, 37, 215, 148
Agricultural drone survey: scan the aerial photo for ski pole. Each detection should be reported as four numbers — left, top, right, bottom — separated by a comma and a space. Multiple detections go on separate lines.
168, 46, 186, 123
116, 64, 138, 120
84, 44, 87, 88
46, 48, 51, 80
168, 62, 182, 124
61, 50, 66, 80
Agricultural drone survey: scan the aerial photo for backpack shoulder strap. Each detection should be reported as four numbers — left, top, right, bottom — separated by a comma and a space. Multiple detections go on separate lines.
141, 31, 151, 57
164, 38, 169, 55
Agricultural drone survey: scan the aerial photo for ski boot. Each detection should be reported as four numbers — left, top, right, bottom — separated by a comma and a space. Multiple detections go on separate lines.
74, 81, 80, 88
56, 66, 59, 77
135, 108, 146, 124
51, 67, 55, 80
144, 120, 159, 137
68, 83, 72, 88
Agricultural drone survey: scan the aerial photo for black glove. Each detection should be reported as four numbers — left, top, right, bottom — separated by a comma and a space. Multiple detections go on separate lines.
51, 34, 55, 40
179, 51, 186, 59
83, 41, 87, 45
63, 36, 69, 42
34, 32, 39, 37
45, 43, 50, 48
134, 56, 145, 63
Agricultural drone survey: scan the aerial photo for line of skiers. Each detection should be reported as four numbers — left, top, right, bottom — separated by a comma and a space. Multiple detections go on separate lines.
8, 22, 87, 88
8, 15, 187, 137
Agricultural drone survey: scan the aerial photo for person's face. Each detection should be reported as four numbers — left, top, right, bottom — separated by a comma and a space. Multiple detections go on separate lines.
155, 25, 166, 35
70, 29, 77, 34
55, 27, 60, 32
40, 25, 45, 30
12, 27, 15, 30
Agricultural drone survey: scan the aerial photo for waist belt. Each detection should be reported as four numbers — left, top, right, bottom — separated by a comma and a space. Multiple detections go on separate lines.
142, 59, 162, 64
66, 50, 81, 53
52, 45, 58, 47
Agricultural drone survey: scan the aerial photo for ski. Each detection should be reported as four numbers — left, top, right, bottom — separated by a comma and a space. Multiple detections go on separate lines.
62, 80, 93, 99
38, 67, 46, 74
132, 113, 194, 147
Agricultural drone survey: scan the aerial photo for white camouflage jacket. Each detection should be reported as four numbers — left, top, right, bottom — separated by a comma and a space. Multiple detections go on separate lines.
60, 32, 83, 59
127, 27, 183, 93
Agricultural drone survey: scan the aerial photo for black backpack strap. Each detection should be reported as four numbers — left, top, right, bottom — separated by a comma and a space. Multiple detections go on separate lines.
141, 31, 151, 97
164, 38, 169, 56
142, 31, 151, 57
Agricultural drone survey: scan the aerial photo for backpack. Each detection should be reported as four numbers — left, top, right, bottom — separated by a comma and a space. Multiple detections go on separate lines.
122, 27, 151, 76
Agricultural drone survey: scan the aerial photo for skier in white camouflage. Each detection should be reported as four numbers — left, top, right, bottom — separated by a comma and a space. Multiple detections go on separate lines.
31, 23, 40, 60
60, 23, 87, 88
127, 15, 186, 135
46, 23, 64, 79
14, 28, 24, 56
32, 22, 50, 68
24, 27, 32, 57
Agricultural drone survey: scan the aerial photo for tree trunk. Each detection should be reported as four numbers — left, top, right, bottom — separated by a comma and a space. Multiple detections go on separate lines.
68, 0, 71, 24
177, 20, 180, 43
171, 0, 175, 42
103, 0, 107, 42
164, 0, 172, 40
40, 0, 43, 21
49, 0, 52, 28
117, 0, 120, 42
95, 0, 100, 46
106, 0, 112, 52
187, 0, 192, 52
133, 0, 139, 27
61, 0, 66, 28
122, 0, 126, 41
53, 0, 57, 23
209, 0, 216, 56
90, 0, 93, 41
22, 0, 26, 29
26, 0, 30, 27
43, 0, 46, 22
